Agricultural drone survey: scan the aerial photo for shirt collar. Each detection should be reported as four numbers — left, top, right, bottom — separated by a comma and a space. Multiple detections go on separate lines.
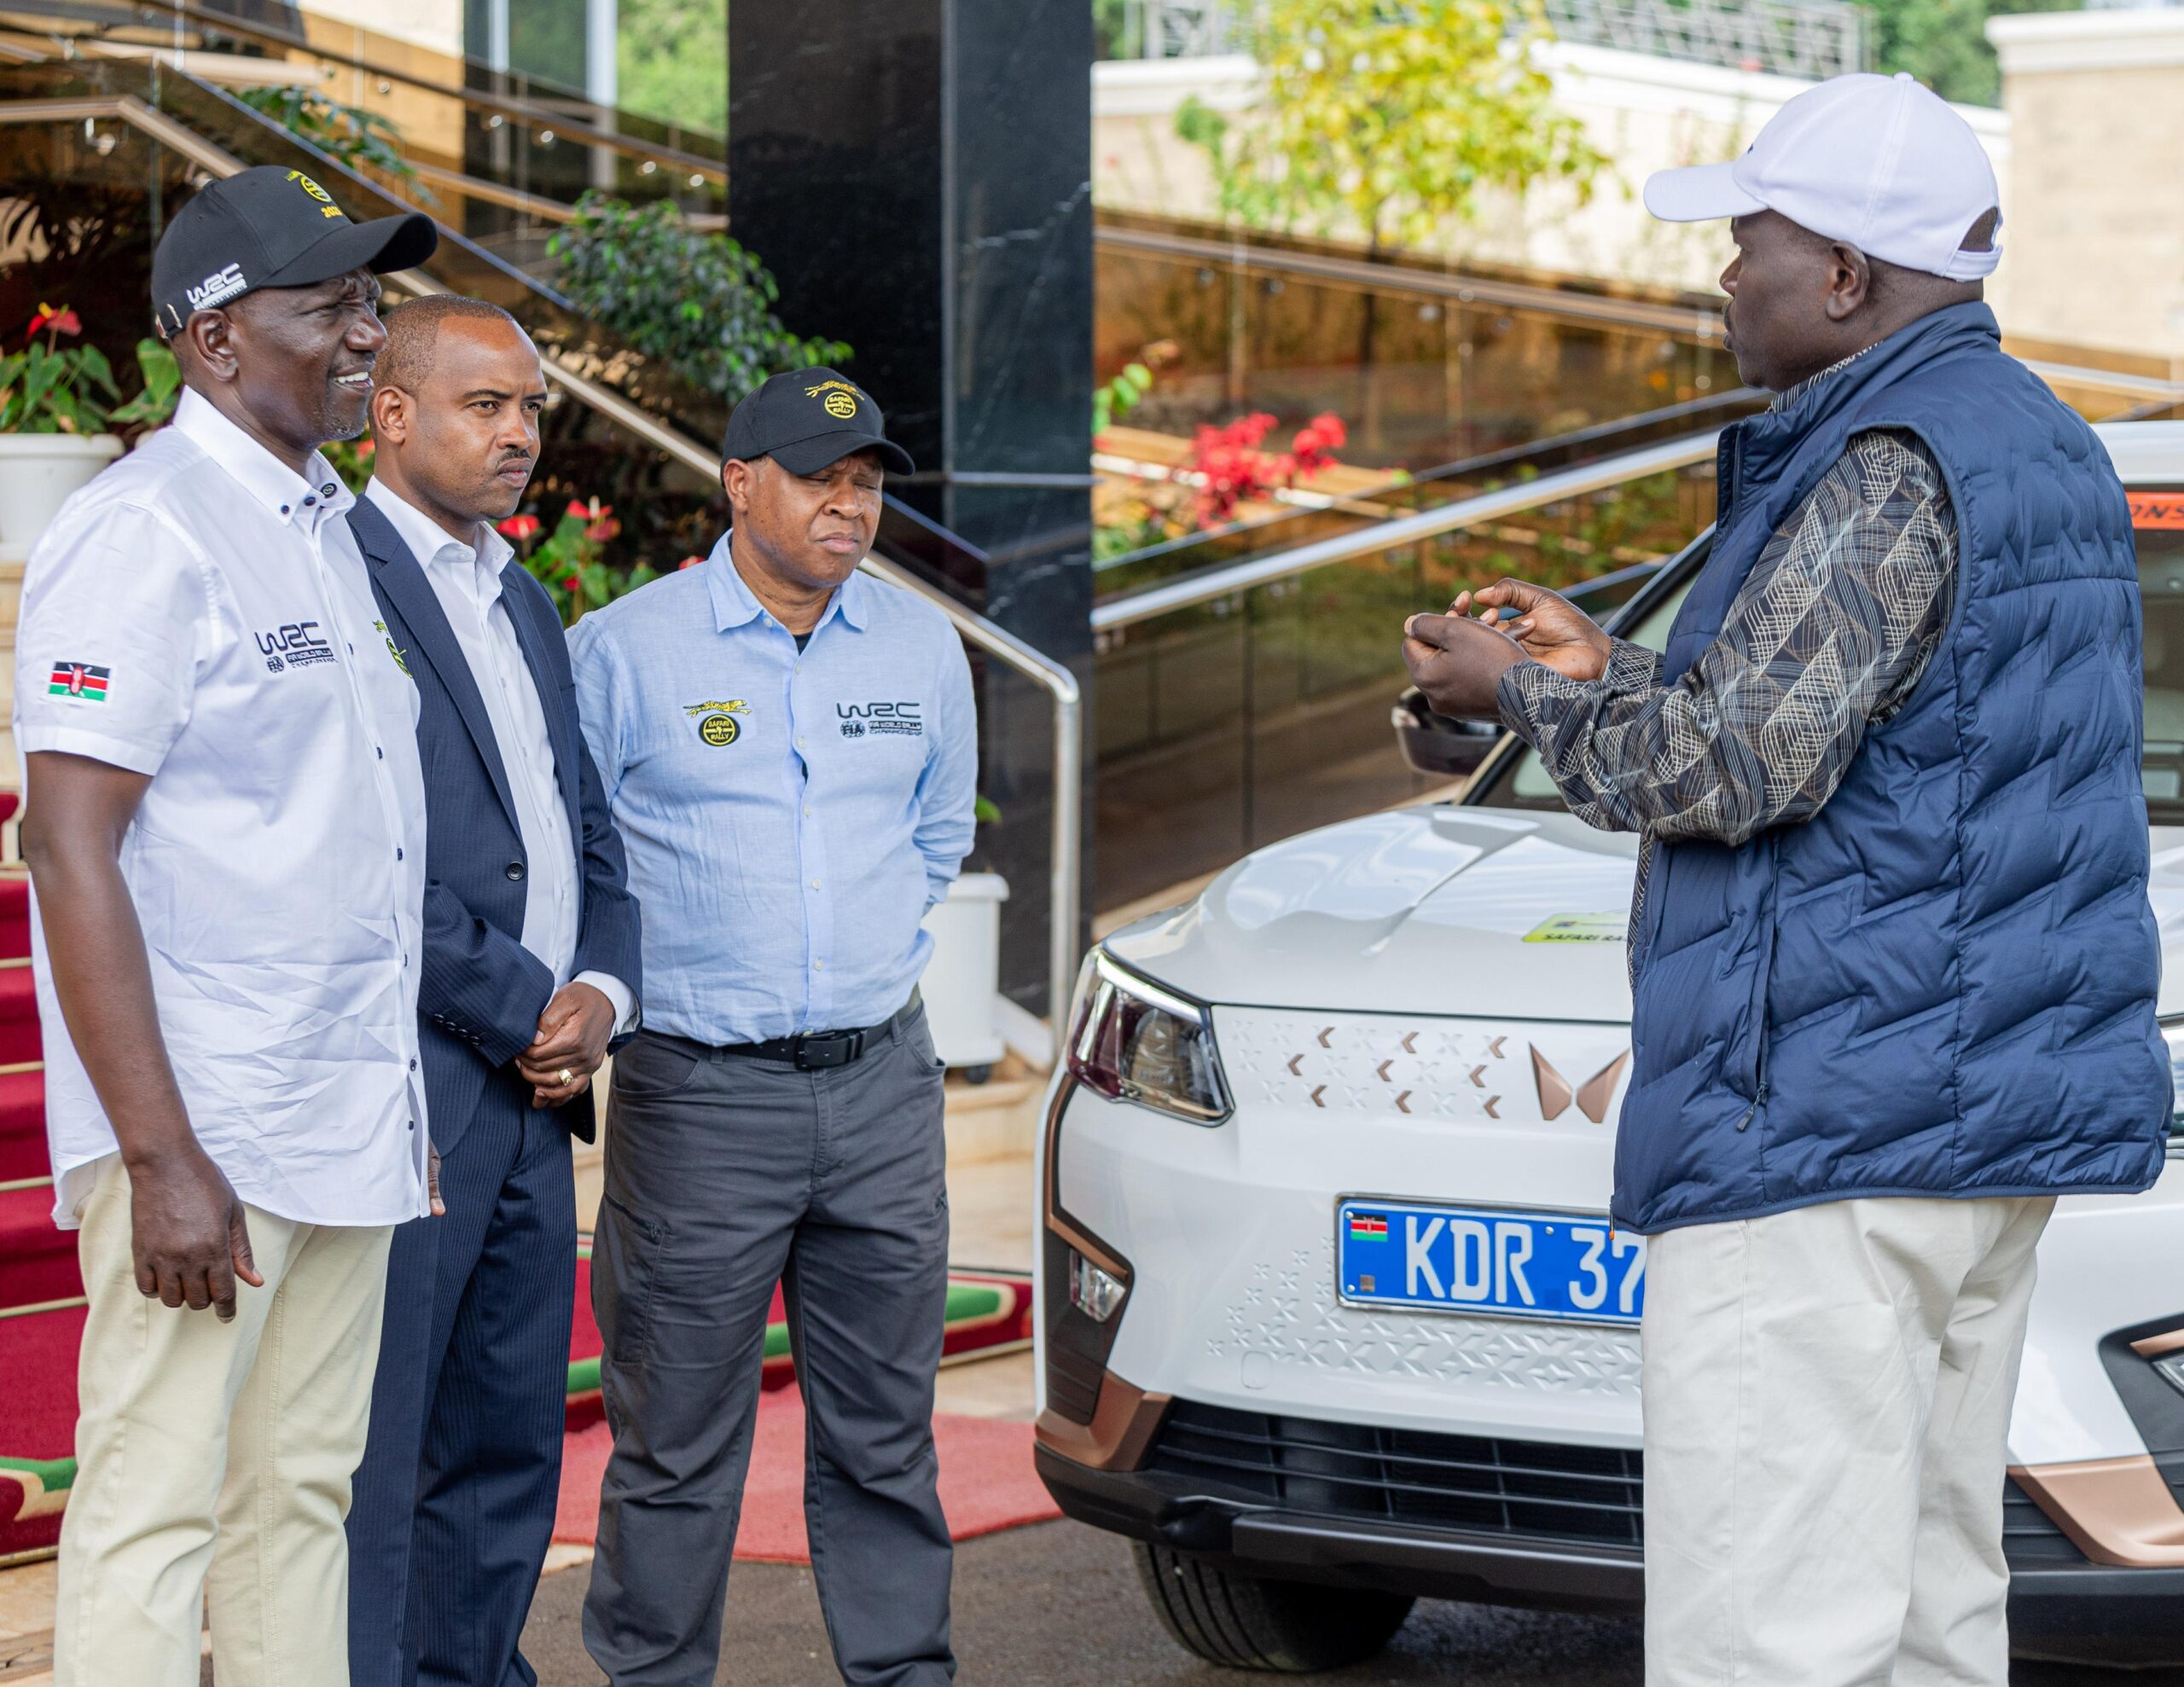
1769, 341, 1883, 414
172, 386, 354, 526
363, 476, 514, 576
702, 530, 869, 637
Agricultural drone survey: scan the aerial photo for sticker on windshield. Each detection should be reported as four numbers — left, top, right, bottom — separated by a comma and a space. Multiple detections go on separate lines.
1522, 912, 1626, 944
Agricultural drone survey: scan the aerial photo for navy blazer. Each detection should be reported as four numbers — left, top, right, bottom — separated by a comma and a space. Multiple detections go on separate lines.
347, 496, 642, 1151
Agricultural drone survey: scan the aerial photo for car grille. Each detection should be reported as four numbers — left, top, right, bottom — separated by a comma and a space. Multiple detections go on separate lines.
1144, 1400, 2088, 1563
1144, 1400, 1645, 1548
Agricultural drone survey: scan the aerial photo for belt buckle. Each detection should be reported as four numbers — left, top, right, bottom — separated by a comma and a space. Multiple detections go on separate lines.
794, 1029, 863, 1070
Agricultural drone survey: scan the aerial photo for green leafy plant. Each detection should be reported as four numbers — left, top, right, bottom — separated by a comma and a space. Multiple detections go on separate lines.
107, 334, 181, 429
0, 304, 113, 434
235, 86, 430, 195
1094, 362, 1155, 439
549, 193, 848, 402
501, 497, 661, 625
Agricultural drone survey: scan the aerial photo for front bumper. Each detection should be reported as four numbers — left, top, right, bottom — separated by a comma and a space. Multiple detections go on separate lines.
1037, 1435, 2184, 1665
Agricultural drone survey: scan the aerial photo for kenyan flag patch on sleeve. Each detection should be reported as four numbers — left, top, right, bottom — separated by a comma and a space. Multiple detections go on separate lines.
48, 662, 109, 702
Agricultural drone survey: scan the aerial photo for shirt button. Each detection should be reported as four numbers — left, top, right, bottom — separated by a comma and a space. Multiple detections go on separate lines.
396, 847, 404, 861
506, 861, 526, 881
810, 878, 822, 890
409, 1058, 418, 1071
814, 959, 826, 971
347, 643, 355, 653
279, 504, 291, 516
804, 805, 813, 817
303, 495, 317, 507
376, 745, 384, 759
796, 736, 806, 749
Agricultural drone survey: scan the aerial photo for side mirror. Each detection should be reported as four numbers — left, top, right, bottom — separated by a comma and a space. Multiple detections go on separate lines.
1392, 686, 1502, 779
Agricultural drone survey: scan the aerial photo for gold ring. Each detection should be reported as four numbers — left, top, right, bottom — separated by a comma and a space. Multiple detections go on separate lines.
558, 1068, 573, 1085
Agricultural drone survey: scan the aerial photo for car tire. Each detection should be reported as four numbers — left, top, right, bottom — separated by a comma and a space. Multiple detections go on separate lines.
1131, 1541, 1414, 1672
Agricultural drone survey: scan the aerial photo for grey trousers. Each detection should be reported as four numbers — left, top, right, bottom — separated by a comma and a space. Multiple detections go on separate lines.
581, 1007, 956, 1687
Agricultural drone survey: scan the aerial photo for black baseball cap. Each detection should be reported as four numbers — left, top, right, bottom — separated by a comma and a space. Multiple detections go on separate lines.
149, 165, 439, 338
721, 368, 915, 476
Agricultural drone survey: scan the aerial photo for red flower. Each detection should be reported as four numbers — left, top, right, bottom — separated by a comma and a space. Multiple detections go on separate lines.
561, 572, 583, 594
585, 516, 622, 542
497, 513, 542, 542
566, 496, 611, 522
27, 302, 80, 339
677, 554, 705, 571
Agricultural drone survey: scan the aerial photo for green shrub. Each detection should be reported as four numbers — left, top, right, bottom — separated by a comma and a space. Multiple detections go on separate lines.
548, 193, 848, 402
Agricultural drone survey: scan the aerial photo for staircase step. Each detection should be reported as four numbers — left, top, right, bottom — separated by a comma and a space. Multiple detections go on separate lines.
0, 873, 27, 962
0, 1183, 78, 1310
0, 1065, 44, 1184
0, 966, 38, 1065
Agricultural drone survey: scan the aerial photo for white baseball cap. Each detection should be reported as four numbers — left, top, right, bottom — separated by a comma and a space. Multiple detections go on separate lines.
1644, 72, 2001, 281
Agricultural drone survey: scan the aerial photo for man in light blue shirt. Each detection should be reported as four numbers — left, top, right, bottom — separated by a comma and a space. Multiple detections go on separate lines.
568, 368, 974, 1686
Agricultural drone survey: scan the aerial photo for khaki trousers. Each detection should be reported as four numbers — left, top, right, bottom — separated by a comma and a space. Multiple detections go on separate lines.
55, 1154, 394, 1687
1641, 1194, 2052, 1687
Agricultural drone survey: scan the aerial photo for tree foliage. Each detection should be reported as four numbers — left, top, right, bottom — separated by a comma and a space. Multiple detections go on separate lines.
548, 193, 847, 403
1176, 0, 1605, 252
617, 0, 729, 134
1859, 0, 2079, 107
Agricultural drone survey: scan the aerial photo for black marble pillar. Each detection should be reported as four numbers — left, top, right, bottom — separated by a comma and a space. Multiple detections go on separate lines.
730, 1, 1096, 1016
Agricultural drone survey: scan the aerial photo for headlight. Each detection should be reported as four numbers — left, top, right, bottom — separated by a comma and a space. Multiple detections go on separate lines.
1066, 949, 1232, 1125
2163, 1017, 2184, 1157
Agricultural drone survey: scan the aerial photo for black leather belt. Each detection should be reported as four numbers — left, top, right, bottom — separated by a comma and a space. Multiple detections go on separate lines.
694, 993, 921, 1072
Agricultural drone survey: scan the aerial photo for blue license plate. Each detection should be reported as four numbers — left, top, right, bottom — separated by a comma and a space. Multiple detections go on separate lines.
1337, 1199, 1646, 1326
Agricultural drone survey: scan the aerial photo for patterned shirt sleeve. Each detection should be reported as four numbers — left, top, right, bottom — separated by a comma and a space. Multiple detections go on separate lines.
1494, 429, 1957, 848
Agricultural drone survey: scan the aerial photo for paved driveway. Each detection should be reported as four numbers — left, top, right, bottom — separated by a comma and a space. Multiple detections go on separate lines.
520, 1518, 2184, 1686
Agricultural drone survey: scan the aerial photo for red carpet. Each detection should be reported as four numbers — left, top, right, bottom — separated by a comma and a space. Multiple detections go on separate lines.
552, 1383, 1060, 1562
0, 1301, 84, 1561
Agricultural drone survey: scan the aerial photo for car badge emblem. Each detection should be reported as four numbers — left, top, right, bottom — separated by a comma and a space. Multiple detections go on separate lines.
1530, 1046, 1629, 1124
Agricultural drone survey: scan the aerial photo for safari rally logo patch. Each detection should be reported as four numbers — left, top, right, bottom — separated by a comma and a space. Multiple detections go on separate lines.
684, 699, 749, 747
806, 379, 863, 420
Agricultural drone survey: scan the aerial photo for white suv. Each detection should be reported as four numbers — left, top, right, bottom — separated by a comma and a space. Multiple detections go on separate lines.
1034, 423, 2184, 1673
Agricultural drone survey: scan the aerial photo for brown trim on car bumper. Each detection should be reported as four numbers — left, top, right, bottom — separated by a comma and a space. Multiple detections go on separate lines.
1035, 1370, 1172, 1473
2012, 1458, 2184, 1567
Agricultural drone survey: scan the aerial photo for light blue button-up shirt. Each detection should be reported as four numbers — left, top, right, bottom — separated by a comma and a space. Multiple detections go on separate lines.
567, 536, 977, 1043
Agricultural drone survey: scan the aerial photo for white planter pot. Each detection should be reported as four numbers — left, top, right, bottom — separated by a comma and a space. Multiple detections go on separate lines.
0, 433, 124, 550
920, 872, 1010, 1077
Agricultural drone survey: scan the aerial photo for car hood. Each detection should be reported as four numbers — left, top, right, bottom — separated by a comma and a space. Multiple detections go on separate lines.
1103, 805, 1643, 1023
1106, 811, 2184, 1024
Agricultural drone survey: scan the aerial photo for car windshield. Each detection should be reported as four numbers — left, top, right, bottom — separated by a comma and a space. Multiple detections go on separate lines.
1474, 490, 2184, 827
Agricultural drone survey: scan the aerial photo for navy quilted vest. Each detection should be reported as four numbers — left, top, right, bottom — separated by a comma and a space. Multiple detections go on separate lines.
1615, 301, 2169, 1235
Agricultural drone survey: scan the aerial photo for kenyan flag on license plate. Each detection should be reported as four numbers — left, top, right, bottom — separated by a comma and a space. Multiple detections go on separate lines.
1349, 1212, 1388, 1239
48, 663, 108, 701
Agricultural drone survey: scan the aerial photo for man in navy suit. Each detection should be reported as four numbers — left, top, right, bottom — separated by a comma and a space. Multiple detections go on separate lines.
344, 294, 641, 1687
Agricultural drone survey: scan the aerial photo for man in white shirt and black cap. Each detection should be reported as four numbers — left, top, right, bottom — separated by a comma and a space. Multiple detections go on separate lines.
15, 165, 439, 1686
1402, 75, 2166, 1683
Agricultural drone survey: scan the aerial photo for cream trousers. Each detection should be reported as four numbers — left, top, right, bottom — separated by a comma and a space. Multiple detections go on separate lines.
1641, 1194, 2053, 1687
54, 1154, 393, 1687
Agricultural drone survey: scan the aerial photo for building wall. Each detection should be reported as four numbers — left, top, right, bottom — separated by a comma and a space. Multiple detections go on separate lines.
301, 0, 463, 60
1095, 44, 2012, 315
1989, 9, 2184, 369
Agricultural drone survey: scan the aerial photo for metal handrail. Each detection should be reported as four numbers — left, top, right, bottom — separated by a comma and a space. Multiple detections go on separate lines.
1093, 430, 1722, 630
1099, 222, 1725, 340
0, 90, 1084, 1029
21, 0, 729, 180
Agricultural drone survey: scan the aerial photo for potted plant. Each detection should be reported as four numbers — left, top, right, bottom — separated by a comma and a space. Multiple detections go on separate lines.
0, 304, 177, 550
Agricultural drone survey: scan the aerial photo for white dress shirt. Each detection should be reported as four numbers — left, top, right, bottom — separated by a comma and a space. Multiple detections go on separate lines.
15, 388, 431, 1228
363, 478, 634, 1031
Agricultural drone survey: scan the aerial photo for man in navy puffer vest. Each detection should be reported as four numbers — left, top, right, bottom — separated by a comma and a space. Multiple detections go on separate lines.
1403, 74, 2168, 1685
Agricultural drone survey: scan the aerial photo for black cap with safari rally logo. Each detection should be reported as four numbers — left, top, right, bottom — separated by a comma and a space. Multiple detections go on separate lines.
149, 165, 439, 338
720, 368, 915, 477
